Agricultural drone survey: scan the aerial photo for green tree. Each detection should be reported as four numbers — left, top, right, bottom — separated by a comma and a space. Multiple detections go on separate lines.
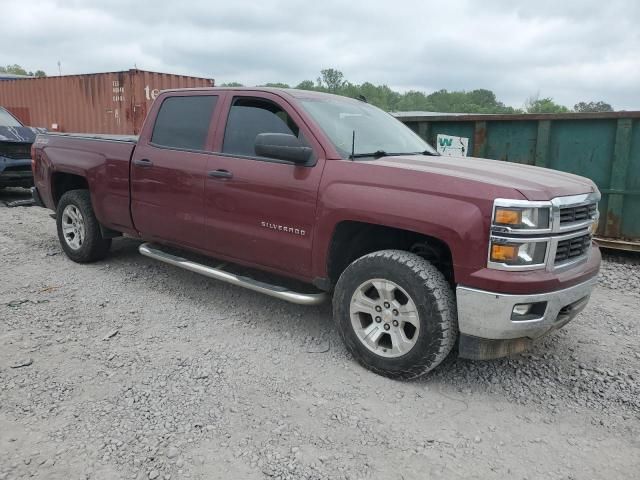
573, 101, 613, 113
525, 95, 569, 114
465, 89, 517, 113
220, 81, 244, 87
467, 88, 498, 107
295, 80, 315, 90
394, 90, 431, 111
317, 68, 346, 93
261, 82, 290, 88
0, 64, 28, 75
0, 64, 47, 77
421, 88, 520, 114
357, 82, 400, 111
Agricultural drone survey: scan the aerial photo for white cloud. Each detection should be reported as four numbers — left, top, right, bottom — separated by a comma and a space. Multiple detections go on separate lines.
1, 0, 638, 109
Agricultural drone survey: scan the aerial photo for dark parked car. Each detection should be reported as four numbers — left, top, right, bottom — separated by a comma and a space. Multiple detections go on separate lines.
0, 107, 44, 189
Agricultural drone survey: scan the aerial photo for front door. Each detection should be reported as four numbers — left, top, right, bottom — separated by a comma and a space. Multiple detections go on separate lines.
204, 93, 326, 278
131, 93, 219, 250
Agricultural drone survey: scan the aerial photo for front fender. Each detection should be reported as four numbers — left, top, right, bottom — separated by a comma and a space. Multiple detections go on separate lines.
312, 182, 491, 281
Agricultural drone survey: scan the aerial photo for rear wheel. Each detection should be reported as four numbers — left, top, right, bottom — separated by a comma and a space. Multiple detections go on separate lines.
333, 250, 457, 379
56, 190, 111, 263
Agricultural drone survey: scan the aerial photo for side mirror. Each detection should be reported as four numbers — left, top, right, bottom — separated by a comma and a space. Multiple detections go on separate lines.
255, 133, 312, 164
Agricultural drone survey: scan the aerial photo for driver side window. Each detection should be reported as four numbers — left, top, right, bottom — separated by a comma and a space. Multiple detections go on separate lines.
222, 97, 302, 158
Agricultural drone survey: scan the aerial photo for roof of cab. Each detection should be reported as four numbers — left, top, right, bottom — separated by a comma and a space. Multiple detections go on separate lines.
159, 86, 358, 102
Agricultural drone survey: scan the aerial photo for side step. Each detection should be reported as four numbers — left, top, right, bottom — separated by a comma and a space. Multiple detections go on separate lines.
138, 243, 328, 306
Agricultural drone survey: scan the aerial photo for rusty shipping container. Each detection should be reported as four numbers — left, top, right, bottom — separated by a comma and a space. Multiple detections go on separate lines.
0, 69, 214, 135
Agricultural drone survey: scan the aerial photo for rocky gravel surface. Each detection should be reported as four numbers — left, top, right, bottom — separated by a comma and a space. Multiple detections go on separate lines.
599, 252, 640, 294
1, 188, 639, 479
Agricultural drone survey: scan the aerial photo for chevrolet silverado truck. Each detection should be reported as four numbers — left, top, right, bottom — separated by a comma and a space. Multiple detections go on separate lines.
30, 88, 601, 379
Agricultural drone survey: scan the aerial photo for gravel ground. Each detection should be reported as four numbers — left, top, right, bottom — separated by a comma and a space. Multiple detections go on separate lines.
599, 253, 640, 293
1, 188, 639, 480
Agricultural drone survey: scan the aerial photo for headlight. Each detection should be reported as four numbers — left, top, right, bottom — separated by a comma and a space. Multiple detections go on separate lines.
494, 206, 550, 230
489, 195, 599, 271
489, 240, 548, 266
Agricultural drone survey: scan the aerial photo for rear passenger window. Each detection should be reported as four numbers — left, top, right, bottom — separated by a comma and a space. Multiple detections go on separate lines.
151, 96, 217, 150
222, 97, 302, 157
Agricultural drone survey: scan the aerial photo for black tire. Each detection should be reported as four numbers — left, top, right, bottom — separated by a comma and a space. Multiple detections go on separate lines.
333, 250, 458, 380
56, 189, 111, 263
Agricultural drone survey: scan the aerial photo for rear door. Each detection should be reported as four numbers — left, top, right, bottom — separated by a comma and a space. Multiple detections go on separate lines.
204, 92, 326, 278
131, 92, 220, 249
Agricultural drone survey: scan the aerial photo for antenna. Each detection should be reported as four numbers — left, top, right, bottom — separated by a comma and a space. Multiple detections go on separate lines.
350, 130, 355, 160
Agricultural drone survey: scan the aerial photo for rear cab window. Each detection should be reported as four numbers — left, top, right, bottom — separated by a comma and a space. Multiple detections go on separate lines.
151, 96, 218, 151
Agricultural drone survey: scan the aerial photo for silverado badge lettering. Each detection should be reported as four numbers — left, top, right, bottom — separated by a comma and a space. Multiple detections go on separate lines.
261, 221, 306, 236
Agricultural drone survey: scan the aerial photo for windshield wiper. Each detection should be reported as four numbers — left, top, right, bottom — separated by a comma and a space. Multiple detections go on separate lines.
350, 150, 440, 159
350, 150, 389, 159
420, 150, 440, 156
401, 150, 441, 157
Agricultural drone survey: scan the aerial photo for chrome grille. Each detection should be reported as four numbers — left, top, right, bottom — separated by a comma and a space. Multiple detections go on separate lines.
559, 203, 597, 225
555, 234, 591, 264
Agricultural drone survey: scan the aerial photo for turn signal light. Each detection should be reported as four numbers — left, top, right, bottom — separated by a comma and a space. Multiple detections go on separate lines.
495, 208, 521, 225
490, 244, 517, 262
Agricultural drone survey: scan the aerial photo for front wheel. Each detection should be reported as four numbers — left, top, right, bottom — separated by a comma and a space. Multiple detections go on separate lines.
333, 250, 458, 380
56, 189, 111, 263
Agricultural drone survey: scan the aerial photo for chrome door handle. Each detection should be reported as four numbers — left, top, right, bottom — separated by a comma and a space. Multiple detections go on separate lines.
208, 169, 233, 179
133, 158, 153, 167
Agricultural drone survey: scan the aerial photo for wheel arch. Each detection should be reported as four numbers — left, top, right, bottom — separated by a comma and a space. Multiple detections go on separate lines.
324, 220, 455, 289
51, 171, 89, 207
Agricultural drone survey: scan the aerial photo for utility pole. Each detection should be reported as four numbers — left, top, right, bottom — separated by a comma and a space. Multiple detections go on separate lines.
57, 61, 62, 76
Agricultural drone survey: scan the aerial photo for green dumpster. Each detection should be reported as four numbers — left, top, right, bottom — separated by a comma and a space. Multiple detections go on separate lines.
397, 112, 640, 251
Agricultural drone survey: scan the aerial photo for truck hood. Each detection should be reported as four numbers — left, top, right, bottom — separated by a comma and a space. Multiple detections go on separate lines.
375, 154, 598, 201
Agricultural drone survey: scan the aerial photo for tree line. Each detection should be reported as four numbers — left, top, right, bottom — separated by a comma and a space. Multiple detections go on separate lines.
0, 64, 46, 77
223, 68, 614, 114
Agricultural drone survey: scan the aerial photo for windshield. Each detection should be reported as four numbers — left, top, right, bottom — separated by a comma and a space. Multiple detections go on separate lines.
0, 108, 22, 127
300, 96, 437, 159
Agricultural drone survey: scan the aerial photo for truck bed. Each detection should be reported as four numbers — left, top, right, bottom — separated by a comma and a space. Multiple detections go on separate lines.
33, 131, 138, 234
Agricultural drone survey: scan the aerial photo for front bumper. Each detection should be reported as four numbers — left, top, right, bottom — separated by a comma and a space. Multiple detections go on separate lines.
0, 157, 33, 187
456, 275, 598, 359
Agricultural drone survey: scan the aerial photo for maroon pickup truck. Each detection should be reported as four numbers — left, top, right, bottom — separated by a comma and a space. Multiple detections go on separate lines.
31, 87, 601, 379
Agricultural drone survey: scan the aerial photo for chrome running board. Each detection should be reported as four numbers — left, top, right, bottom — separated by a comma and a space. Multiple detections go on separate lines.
138, 243, 327, 306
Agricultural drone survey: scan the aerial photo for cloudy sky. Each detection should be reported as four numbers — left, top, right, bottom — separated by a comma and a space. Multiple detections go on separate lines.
2, 0, 639, 110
